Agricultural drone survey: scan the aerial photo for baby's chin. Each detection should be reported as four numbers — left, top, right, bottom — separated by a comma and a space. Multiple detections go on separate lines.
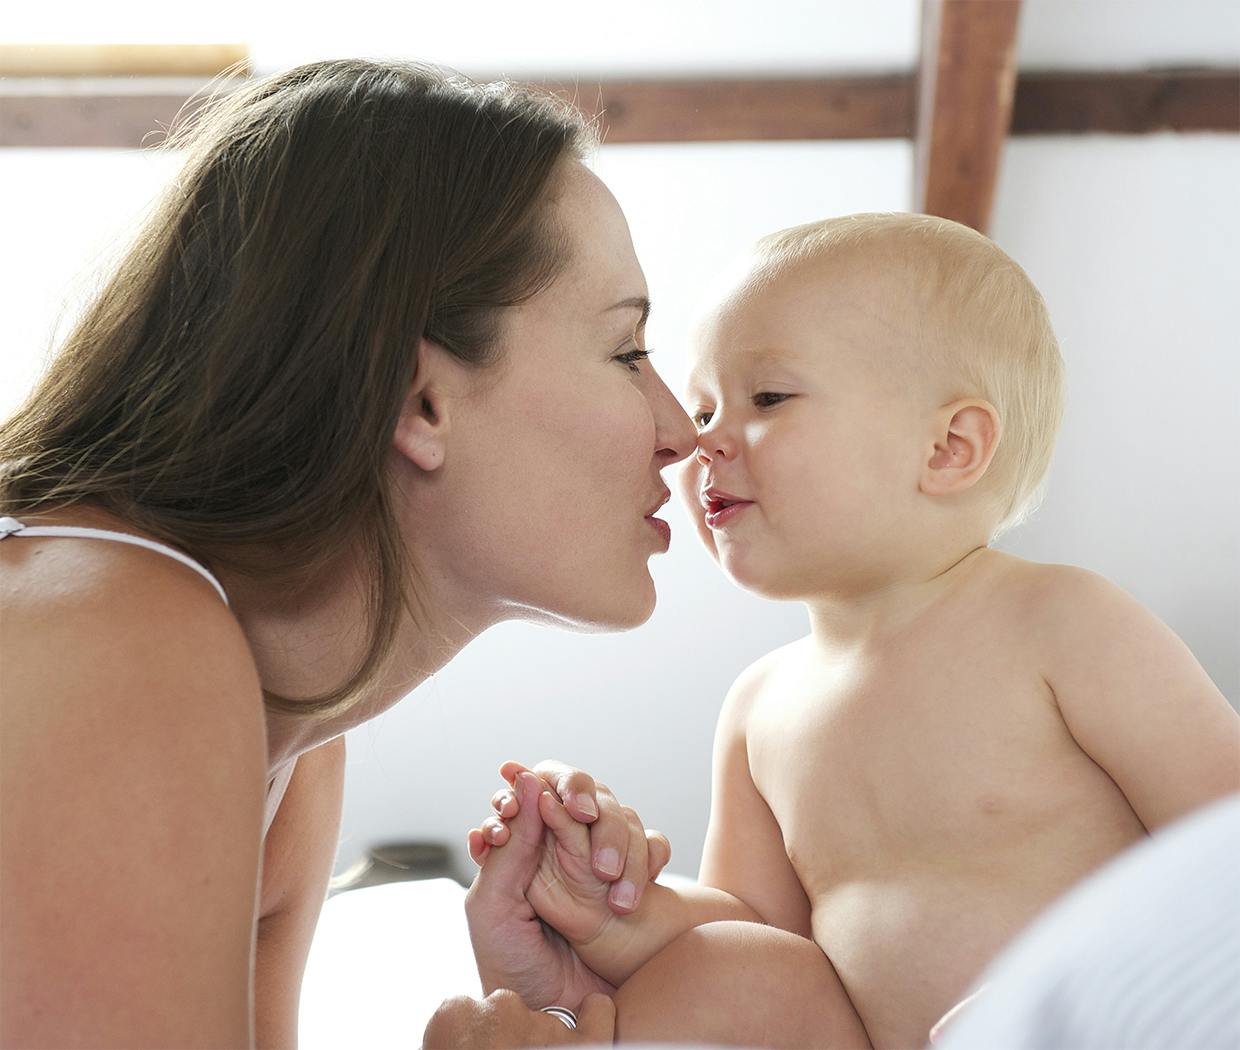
715, 547, 808, 602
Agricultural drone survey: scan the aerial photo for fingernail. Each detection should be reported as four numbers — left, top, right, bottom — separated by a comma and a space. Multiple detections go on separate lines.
596, 848, 621, 877
611, 881, 636, 909
577, 795, 598, 820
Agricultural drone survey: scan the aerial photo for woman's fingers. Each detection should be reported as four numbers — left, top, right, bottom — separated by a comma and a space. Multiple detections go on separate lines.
468, 815, 512, 868
496, 759, 669, 911
424, 989, 614, 1048
523, 759, 601, 823
491, 786, 517, 820
605, 805, 648, 914
467, 827, 490, 867
575, 993, 618, 1044
646, 828, 672, 880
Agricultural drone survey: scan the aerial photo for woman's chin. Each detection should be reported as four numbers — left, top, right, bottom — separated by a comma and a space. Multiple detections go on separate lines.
578, 579, 657, 633
518, 574, 657, 633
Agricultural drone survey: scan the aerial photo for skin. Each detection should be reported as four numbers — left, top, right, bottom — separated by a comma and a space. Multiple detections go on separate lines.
0, 159, 697, 1049
479, 247, 1240, 1047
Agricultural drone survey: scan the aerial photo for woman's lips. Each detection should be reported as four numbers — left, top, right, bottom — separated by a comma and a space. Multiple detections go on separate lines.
704, 500, 753, 529
645, 514, 671, 549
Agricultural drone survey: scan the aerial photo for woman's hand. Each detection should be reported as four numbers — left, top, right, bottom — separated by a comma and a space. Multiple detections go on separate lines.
465, 771, 618, 1010
469, 759, 672, 915
423, 989, 615, 1048
499, 772, 625, 947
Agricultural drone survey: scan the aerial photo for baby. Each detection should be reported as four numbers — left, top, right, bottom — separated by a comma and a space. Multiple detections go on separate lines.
470, 213, 1240, 1048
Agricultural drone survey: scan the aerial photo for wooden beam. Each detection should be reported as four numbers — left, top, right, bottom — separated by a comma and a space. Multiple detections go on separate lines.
915, 0, 1023, 233
1012, 69, 1240, 134
1, 70, 1236, 149
539, 76, 912, 142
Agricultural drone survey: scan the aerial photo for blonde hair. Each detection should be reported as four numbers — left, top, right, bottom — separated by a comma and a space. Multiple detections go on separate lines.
753, 212, 1066, 542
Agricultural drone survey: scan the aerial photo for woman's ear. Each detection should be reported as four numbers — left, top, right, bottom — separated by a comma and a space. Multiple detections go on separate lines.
920, 399, 1002, 497
391, 339, 459, 472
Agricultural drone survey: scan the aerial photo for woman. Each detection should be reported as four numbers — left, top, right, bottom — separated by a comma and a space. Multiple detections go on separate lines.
0, 58, 694, 1048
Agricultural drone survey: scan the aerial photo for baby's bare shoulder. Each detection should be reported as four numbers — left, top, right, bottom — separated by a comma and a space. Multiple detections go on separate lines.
961, 549, 1110, 625
729, 636, 811, 697
989, 554, 1139, 634
717, 637, 813, 729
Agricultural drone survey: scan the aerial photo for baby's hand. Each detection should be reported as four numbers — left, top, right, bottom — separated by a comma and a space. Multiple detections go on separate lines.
533, 780, 617, 945
469, 760, 671, 919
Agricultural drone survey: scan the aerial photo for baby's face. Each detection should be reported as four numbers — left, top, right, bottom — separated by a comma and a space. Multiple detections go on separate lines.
678, 257, 929, 598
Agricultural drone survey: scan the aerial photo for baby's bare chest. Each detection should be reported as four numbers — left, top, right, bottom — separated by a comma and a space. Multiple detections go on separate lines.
746, 635, 1136, 894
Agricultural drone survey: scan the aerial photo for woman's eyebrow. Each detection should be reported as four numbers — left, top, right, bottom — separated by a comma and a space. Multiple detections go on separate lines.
605, 296, 652, 331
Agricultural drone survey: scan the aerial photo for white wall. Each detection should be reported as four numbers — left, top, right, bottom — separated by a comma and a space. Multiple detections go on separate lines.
990, 135, 1240, 715
2, 137, 1236, 884
331, 133, 1240, 881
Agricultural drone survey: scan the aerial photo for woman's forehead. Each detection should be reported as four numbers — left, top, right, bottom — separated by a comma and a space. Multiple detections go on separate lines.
552, 163, 646, 306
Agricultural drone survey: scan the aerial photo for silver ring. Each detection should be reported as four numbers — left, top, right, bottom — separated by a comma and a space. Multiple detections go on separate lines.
540, 1005, 578, 1030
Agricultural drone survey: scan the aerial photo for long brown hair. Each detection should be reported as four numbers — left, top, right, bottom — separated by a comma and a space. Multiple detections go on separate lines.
0, 58, 595, 718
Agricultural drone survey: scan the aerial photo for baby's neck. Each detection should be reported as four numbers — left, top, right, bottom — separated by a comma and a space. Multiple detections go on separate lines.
804, 543, 990, 656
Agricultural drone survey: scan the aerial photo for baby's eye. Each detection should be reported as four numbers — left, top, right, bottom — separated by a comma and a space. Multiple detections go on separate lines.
615, 347, 653, 373
692, 409, 714, 429
754, 392, 790, 408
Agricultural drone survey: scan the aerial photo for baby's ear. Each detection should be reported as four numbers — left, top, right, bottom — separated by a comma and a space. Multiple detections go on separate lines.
919, 399, 1002, 497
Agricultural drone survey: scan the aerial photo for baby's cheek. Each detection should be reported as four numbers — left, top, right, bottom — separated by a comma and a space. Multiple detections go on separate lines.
674, 460, 716, 554
676, 456, 702, 509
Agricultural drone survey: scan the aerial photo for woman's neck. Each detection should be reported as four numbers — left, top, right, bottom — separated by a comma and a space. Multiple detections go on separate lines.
220, 551, 491, 774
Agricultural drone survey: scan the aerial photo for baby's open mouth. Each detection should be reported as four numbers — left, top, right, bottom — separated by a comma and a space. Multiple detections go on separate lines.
700, 487, 755, 528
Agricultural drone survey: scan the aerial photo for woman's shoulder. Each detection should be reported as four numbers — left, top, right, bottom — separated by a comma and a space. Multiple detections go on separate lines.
1, 502, 267, 798
1, 501, 233, 619
0, 507, 267, 1045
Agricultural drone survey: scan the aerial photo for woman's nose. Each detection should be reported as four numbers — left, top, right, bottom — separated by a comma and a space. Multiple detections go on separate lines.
649, 372, 698, 466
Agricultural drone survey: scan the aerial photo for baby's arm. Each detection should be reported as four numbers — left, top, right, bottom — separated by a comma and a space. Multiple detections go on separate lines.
1037, 566, 1240, 831
476, 656, 812, 988
578, 654, 813, 984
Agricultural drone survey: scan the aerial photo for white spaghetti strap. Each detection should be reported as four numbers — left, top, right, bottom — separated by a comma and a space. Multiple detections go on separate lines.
0, 516, 229, 605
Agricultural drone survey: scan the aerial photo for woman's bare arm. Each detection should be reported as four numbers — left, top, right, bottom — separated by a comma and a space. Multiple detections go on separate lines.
253, 736, 346, 1049
1, 567, 268, 1048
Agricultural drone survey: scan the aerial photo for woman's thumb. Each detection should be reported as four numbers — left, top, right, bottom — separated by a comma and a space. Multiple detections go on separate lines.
574, 993, 616, 1044
469, 771, 546, 907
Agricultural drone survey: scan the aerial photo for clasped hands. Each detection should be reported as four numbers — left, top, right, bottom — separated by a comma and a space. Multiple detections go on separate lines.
422, 760, 670, 1048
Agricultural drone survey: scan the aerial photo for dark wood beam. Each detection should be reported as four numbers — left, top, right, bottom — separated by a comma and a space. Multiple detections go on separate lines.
539, 76, 912, 142
1, 70, 1236, 149
915, 0, 1024, 233
1012, 70, 1240, 133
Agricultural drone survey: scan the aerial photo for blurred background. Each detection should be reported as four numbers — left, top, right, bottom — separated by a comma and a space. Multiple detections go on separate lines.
2, 1, 1237, 896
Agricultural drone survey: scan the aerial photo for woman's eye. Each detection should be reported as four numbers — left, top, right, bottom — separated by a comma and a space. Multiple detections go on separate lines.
615, 347, 653, 373
754, 392, 790, 408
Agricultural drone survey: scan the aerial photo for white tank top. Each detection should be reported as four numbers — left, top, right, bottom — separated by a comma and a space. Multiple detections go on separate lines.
0, 514, 296, 837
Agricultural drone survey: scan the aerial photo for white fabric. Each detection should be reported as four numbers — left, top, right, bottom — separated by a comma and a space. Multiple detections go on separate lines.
0, 516, 228, 604
263, 758, 298, 841
939, 792, 1240, 1050
299, 878, 482, 1049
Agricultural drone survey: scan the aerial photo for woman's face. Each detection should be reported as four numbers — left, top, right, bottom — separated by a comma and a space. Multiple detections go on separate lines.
410, 161, 697, 632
